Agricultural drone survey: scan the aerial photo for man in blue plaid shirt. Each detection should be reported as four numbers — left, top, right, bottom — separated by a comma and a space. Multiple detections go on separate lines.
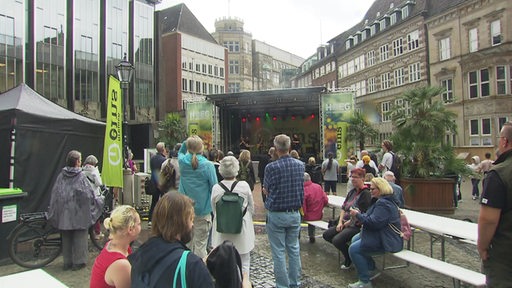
263, 134, 305, 288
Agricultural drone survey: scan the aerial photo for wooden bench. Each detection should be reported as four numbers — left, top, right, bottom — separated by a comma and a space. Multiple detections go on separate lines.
390, 249, 486, 287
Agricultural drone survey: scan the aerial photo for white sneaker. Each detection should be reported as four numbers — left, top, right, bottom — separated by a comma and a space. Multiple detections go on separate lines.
348, 280, 373, 288
340, 264, 352, 270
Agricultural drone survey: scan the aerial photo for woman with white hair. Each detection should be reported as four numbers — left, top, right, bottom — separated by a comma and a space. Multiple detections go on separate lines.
211, 155, 255, 280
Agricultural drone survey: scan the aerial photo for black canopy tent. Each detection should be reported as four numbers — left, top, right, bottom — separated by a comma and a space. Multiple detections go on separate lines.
0, 84, 105, 213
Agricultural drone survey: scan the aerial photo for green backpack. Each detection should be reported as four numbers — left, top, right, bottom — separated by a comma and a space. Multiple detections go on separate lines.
215, 181, 247, 234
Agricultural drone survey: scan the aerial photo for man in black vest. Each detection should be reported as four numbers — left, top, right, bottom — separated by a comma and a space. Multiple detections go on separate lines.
478, 122, 512, 286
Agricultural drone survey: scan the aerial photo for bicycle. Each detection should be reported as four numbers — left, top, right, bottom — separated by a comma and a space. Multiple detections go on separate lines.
7, 189, 112, 269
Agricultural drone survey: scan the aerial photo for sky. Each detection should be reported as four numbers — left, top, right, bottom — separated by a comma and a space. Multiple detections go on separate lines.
157, 0, 375, 59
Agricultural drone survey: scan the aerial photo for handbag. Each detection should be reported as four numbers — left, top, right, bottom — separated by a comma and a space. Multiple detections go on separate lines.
388, 205, 412, 241
173, 250, 189, 288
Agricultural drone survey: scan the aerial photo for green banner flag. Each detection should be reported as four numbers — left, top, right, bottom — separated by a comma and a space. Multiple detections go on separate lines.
321, 92, 355, 166
101, 76, 123, 188
186, 101, 214, 150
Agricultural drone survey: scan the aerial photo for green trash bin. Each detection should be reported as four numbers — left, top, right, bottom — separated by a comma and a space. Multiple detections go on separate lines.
0, 188, 27, 264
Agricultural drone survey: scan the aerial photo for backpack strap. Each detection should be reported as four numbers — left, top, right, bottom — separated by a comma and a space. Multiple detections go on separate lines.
386, 151, 395, 170
218, 181, 247, 217
173, 250, 190, 288
143, 247, 183, 287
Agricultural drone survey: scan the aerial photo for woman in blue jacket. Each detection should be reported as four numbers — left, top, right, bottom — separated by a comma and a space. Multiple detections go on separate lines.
178, 135, 218, 258
347, 177, 403, 288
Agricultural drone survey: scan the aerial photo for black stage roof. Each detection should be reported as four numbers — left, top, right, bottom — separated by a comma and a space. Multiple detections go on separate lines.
206, 86, 326, 116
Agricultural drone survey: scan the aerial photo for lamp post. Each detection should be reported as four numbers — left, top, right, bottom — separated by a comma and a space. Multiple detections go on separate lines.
115, 53, 134, 168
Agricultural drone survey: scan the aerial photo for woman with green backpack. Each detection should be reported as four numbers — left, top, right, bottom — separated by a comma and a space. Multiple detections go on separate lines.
211, 155, 255, 284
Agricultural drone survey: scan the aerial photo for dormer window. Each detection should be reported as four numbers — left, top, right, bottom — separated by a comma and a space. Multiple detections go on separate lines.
380, 18, 388, 30
371, 23, 379, 36
402, 6, 409, 19
346, 37, 353, 50
390, 12, 397, 25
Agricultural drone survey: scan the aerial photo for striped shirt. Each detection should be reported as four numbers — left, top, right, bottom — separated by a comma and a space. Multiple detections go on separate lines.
264, 155, 304, 211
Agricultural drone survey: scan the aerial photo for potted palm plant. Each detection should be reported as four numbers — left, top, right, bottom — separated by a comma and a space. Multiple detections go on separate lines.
389, 86, 470, 213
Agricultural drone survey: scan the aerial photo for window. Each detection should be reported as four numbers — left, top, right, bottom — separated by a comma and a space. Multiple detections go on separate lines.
345, 40, 351, 50
189, 80, 194, 92
380, 44, 389, 61
441, 79, 453, 103
370, 25, 377, 36
491, 20, 501, 46
208, 65, 212, 75
214, 66, 218, 76
498, 117, 509, 131
408, 30, 419, 51
219, 67, 224, 77
381, 72, 391, 89
381, 101, 391, 122
469, 28, 478, 52
469, 69, 490, 98
393, 38, 403, 56
402, 6, 409, 19
380, 18, 387, 30
395, 99, 411, 116
390, 13, 397, 25
367, 50, 376, 66
228, 83, 240, 93
409, 62, 421, 82
195, 63, 200, 72
224, 41, 240, 52
496, 66, 507, 95
196, 81, 201, 93
469, 118, 492, 146
368, 77, 376, 93
394, 68, 404, 86
229, 60, 239, 74
203, 83, 207, 94
202, 64, 207, 73
182, 78, 187, 91
439, 37, 451, 61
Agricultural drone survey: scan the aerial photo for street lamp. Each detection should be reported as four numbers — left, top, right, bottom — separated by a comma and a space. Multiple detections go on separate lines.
115, 53, 134, 168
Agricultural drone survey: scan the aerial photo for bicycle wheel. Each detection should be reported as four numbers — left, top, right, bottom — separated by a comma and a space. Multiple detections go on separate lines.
8, 221, 62, 268
89, 217, 110, 251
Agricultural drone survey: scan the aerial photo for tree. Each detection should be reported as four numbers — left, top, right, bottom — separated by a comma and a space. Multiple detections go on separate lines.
157, 112, 187, 147
346, 111, 378, 151
389, 86, 468, 178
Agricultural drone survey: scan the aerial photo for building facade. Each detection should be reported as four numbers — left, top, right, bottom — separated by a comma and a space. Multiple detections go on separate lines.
427, 0, 512, 148
212, 17, 304, 92
0, 0, 157, 124
293, 0, 511, 151
156, 3, 227, 117
211, 17, 253, 93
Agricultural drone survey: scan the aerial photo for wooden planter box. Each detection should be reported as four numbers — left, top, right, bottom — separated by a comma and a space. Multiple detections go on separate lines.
401, 177, 456, 214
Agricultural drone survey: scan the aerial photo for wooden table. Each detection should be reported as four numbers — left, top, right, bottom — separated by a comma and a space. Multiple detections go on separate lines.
0, 269, 67, 287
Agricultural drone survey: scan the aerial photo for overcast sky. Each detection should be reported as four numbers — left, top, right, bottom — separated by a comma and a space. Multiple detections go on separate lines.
157, 0, 375, 59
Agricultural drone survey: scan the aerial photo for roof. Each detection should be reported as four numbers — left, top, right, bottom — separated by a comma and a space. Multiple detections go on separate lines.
157, 3, 218, 44
0, 83, 104, 125
206, 87, 326, 116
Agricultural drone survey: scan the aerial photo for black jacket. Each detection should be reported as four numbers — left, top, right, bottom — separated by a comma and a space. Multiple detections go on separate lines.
128, 237, 213, 288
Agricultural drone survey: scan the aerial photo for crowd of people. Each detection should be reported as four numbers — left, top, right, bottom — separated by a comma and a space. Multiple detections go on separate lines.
45, 123, 512, 287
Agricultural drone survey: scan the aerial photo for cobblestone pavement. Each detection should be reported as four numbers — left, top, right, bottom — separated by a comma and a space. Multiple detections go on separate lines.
0, 179, 483, 287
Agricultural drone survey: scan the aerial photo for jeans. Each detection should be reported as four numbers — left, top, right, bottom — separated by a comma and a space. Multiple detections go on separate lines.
187, 214, 211, 258
323, 225, 360, 265
267, 211, 302, 288
349, 233, 377, 283
471, 178, 480, 197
